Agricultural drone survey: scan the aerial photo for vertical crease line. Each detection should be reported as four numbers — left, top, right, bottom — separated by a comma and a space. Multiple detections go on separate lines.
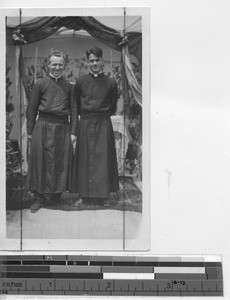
122, 6, 126, 251
19, 8, 23, 251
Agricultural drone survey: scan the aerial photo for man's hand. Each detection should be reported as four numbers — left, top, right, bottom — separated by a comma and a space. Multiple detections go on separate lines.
71, 134, 77, 144
71, 134, 77, 153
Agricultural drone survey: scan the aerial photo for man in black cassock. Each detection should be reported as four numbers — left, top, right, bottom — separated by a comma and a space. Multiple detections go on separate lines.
71, 46, 119, 205
26, 50, 77, 213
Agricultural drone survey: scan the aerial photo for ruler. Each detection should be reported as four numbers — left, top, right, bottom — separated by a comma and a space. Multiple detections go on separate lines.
0, 255, 223, 296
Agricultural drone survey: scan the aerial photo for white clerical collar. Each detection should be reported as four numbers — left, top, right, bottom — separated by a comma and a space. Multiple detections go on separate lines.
49, 73, 62, 81
90, 71, 103, 77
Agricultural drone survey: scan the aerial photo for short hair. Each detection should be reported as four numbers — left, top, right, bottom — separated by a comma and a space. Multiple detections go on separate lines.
48, 50, 65, 62
86, 47, 103, 60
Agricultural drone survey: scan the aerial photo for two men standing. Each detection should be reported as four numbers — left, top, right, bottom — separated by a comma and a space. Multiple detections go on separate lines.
26, 47, 119, 212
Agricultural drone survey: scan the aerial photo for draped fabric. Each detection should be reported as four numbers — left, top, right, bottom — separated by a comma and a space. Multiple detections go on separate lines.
122, 45, 142, 107
7, 16, 141, 54
19, 49, 30, 100
15, 46, 28, 174
7, 16, 142, 107
63, 17, 123, 52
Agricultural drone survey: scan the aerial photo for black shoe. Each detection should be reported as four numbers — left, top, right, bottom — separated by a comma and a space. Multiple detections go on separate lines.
104, 199, 110, 207
30, 198, 42, 213
82, 197, 93, 206
93, 198, 109, 206
73, 198, 83, 207
49, 193, 62, 205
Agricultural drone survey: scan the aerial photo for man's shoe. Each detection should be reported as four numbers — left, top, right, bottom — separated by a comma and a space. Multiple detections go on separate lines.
83, 197, 93, 206
30, 198, 42, 213
73, 198, 83, 207
103, 199, 110, 207
48, 193, 63, 206
94, 198, 110, 207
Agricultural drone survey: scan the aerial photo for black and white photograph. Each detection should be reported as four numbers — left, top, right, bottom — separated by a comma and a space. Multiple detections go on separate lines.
1, 7, 150, 250
2, 1, 230, 298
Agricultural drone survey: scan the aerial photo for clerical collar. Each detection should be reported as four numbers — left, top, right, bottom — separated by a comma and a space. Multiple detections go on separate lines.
49, 73, 62, 81
90, 71, 103, 78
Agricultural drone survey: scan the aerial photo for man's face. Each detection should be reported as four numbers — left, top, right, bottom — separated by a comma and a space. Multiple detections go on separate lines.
49, 56, 64, 78
88, 53, 103, 74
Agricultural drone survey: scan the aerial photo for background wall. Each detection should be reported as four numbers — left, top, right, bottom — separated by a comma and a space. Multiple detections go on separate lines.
1, 1, 230, 300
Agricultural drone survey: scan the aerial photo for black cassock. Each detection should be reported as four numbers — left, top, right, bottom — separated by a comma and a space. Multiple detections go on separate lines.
71, 73, 119, 199
26, 75, 77, 195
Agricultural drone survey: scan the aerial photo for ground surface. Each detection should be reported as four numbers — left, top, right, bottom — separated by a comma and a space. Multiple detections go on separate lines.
7, 208, 142, 240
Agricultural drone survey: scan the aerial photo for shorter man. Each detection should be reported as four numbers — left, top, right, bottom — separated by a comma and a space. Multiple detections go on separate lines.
26, 50, 77, 212
71, 46, 119, 205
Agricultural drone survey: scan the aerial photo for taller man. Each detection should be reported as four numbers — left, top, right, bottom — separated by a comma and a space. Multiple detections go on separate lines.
26, 50, 77, 213
71, 46, 119, 205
